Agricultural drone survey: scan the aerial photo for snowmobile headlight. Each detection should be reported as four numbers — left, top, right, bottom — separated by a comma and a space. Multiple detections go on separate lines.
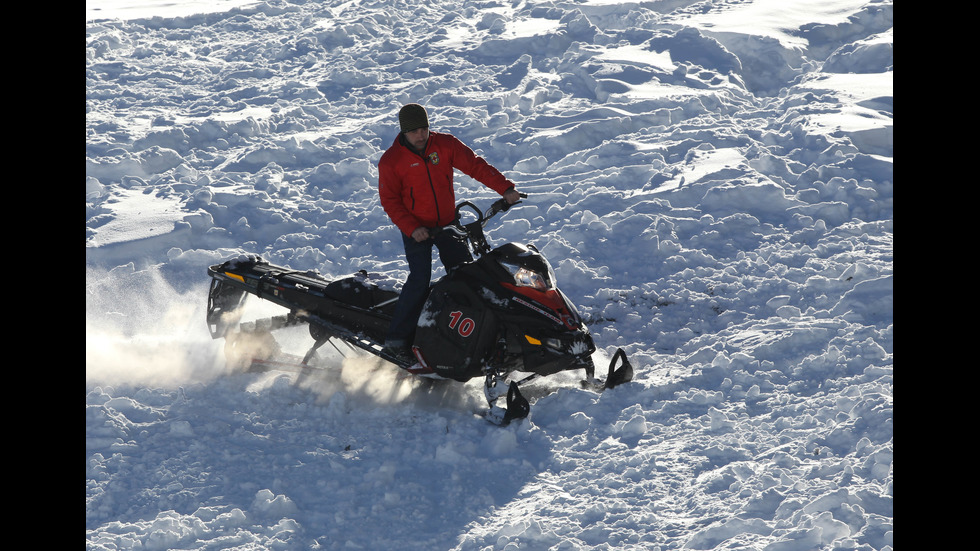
544, 337, 563, 350
499, 261, 553, 290
523, 335, 564, 350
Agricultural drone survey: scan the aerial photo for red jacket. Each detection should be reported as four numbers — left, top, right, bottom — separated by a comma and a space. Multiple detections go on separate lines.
378, 131, 514, 236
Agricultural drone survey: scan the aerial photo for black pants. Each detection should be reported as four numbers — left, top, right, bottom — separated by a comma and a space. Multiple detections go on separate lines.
385, 231, 472, 347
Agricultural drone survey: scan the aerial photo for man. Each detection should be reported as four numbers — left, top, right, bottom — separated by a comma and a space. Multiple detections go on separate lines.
378, 103, 521, 365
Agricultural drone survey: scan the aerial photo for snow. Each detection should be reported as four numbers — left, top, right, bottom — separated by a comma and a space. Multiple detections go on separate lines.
86, 0, 892, 549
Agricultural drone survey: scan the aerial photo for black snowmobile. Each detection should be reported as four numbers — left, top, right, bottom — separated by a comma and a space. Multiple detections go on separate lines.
206, 195, 633, 424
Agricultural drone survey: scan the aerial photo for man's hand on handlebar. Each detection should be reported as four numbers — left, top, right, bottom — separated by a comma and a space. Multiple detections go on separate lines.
416, 193, 528, 242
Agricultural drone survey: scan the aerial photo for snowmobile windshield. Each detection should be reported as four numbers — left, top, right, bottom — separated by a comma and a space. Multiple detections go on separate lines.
498, 258, 556, 291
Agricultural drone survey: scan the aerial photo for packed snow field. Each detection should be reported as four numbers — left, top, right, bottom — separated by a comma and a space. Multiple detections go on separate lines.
86, 0, 892, 549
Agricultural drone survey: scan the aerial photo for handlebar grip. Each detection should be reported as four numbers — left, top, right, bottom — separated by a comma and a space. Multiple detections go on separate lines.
497, 192, 527, 213
427, 224, 467, 240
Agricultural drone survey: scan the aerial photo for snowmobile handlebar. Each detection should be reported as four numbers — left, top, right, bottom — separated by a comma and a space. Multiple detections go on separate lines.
430, 193, 527, 240
483, 192, 528, 221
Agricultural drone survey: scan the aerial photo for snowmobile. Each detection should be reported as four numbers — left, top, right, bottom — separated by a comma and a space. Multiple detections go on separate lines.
206, 195, 633, 424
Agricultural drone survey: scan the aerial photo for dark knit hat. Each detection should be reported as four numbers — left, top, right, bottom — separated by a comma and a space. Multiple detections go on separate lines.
399, 103, 429, 133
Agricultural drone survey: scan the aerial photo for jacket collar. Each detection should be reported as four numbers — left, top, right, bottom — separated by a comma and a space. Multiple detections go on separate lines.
397, 131, 431, 156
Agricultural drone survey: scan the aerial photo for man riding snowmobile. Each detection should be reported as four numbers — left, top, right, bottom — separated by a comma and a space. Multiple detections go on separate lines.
377, 103, 522, 365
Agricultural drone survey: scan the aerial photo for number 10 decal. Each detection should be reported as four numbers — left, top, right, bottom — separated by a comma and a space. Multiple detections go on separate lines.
448, 310, 475, 337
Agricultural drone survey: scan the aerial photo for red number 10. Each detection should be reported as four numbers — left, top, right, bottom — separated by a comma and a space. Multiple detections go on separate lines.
448, 311, 475, 337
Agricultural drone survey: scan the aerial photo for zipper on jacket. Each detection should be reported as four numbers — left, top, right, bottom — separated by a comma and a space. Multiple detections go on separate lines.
424, 161, 441, 223
416, 138, 440, 223
403, 134, 441, 223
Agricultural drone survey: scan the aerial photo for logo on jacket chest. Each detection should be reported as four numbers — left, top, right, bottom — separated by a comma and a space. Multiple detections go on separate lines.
427, 152, 440, 165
